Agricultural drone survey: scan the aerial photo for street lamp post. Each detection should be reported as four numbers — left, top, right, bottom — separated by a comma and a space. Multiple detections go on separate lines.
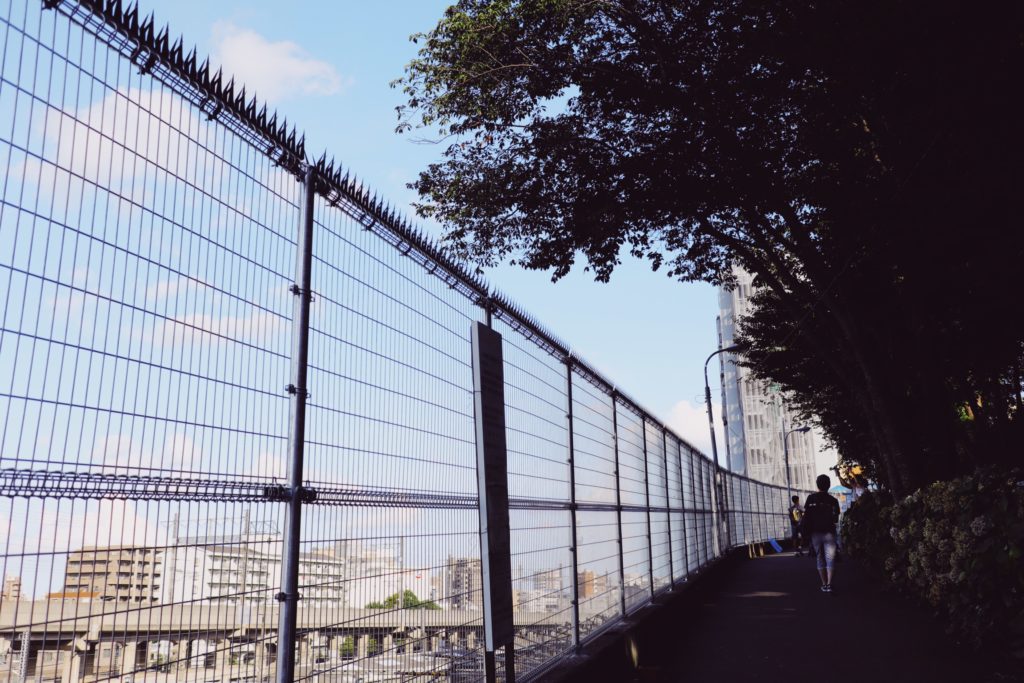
782, 424, 812, 499
704, 344, 740, 553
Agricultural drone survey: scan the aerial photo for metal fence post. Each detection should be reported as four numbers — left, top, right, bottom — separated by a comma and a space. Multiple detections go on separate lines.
688, 449, 700, 568
610, 394, 627, 616
564, 360, 581, 651
641, 420, 654, 596
662, 429, 674, 589
471, 307, 515, 683
757, 484, 765, 541
276, 165, 317, 683
679, 444, 690, 581
723, 474, 732, 550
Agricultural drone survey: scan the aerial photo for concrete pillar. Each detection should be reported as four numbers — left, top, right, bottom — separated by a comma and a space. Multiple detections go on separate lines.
167, 640, 184, 670
356, 635, 368, 659
194, 639, 214, 669
296, 637, 310, 666
60, 649, 84, 683
449, 631, 459, 649
430, 634, 439, 652
329, 635, 341, 657
213, 640, 233, 673
0, 636, 12, 681
254, 641, 268, 673
119, 642, 138, 676
382, 634, 393, 653
466, 631, 476, 651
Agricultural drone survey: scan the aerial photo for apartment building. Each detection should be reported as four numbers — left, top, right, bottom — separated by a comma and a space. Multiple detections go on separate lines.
62, 546, 161, 603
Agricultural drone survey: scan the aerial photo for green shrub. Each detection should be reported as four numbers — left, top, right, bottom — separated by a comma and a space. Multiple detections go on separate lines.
840, 490, 894, 572
842, 468, 1024, 656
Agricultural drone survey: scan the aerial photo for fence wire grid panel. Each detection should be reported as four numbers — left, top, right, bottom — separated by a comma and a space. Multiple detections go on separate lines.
0, 1, 807, 682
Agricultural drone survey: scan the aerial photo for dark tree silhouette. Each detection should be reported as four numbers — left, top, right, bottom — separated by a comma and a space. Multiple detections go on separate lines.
396, 0, 1023, 495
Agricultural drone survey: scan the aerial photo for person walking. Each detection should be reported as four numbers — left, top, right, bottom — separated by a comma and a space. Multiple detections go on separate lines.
787, 495, 804, 556
802, 474, 841, 592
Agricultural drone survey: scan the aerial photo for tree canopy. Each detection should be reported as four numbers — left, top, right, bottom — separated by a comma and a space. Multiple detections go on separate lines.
366, 589, 441, 610
396, 0, 1023, 496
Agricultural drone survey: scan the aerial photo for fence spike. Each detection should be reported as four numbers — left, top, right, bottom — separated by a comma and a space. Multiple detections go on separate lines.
140, 12, 154, 41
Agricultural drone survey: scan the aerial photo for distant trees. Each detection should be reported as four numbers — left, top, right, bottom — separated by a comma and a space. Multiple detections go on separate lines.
366, 590, 441, 610
396, 0, 1023, 497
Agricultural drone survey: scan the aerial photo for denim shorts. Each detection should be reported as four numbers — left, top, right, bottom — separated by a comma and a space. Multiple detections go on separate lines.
810, 531, 837, 571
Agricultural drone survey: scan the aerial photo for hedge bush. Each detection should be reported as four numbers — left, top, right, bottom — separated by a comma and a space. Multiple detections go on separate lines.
841, 468, 1024, 657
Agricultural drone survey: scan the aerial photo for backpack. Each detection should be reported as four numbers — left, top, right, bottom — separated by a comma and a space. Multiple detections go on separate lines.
802, 494, 835, 534
789, 505, 803, 524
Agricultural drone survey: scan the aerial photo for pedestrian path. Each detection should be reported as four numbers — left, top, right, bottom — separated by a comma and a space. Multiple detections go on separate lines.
641, 551, 991, 682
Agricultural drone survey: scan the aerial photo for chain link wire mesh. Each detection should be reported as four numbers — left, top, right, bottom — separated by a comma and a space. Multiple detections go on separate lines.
0, 1, 810, 681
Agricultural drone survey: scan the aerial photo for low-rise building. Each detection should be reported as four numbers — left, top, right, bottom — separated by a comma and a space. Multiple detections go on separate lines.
1, 576, 20, 602
62, 547, 161, 603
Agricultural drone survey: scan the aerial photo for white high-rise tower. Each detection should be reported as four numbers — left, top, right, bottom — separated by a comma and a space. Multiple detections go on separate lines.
716, 266, 831, 492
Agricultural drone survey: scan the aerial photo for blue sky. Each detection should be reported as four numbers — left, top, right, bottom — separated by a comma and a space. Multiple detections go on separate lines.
136, 0, 726, 451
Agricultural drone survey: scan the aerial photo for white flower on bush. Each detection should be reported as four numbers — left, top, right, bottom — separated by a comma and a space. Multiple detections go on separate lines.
969, 515, 991, 537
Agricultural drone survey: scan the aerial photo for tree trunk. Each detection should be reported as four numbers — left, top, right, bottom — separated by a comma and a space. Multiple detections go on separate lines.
822, 302, 915, 495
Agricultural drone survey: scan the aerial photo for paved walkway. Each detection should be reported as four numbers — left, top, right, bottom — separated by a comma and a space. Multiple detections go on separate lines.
640, 551, 994, 682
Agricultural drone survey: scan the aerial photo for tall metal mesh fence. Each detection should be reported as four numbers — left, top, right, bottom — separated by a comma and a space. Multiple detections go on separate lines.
0, 1, 809, 681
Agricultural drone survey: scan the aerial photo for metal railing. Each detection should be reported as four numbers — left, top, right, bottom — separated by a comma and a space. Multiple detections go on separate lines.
0, 1, 804, 682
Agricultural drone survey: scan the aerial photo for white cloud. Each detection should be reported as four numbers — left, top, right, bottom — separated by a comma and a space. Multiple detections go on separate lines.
89, 433, 143, 469
666, 399, 724, 457
255, 451, 286, 481
161, 433, 200, 472
13, 86, 221, 205
211, 23, 350, 104
85, 432, 199, 474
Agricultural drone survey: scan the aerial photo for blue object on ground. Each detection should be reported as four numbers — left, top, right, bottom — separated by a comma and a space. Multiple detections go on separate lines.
768, 539, 783, 553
